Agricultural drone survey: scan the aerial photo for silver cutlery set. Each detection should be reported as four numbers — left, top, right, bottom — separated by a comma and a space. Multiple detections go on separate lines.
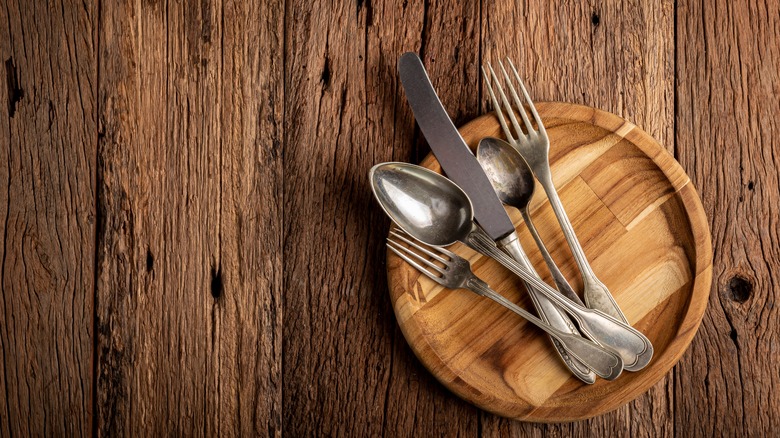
370, 52, 653, 383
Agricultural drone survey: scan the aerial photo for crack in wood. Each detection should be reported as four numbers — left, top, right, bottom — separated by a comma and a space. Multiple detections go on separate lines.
4, 58, 24, 118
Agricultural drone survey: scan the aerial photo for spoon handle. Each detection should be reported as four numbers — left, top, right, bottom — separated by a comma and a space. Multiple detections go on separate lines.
497, 233, 596, 383
466, 277, 623, 380
534, 168, 629, 324
465, 224, 653, 371
520, 209, 582, 304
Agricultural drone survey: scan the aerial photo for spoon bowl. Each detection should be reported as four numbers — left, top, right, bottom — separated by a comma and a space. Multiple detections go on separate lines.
477, 137, 582, 304
476, 137, 536, 208
369, 162, 474, 247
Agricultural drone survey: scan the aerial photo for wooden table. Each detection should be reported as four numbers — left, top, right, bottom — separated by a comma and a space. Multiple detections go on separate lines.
1, 1, 777, 435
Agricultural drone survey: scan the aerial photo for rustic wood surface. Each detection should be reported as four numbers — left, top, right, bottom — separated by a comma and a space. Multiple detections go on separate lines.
1, 0, 777, 436
386, 104, 712, 422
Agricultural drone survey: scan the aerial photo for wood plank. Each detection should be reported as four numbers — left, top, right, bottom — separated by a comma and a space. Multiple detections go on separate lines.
96, 0, 282, 434
214, 1, 284, 435
675, 0, 780, 435
0, 0, 96, 435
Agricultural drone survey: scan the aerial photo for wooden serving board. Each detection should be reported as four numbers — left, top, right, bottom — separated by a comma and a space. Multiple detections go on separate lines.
386, 102, 713, 422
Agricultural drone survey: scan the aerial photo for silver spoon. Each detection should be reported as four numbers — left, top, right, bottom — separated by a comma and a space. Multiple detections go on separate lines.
370, 162, 653, 371
476, 137, 580, 304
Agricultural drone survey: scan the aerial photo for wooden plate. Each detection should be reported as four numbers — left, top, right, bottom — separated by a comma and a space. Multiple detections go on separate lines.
386, 102, 712, 422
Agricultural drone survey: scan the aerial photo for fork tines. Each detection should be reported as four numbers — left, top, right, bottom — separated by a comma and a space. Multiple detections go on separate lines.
386, 229, 458, 284
481, 58, 546, 143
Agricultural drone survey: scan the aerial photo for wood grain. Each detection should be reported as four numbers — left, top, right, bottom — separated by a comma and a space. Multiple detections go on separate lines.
281, 2, 444, 436
387, 103, 711, 422
0, 0, 778, 435
0, 1, 96, 435
675, 0, 780, 435
96, 0, 281, 435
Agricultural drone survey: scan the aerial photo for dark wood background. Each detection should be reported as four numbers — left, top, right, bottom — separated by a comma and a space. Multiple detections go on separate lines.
1, 0, 778, 436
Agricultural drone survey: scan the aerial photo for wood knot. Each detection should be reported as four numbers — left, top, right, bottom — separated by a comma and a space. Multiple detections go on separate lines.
210, 265, 223, 299
727, 276, 752, 303
146, 249, 154, 272
591, 12, 600, 27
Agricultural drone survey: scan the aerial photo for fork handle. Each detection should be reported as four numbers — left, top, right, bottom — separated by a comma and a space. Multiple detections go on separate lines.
466, 277, 623, 381
535, 169, 629, 324
497, 234, 596, 384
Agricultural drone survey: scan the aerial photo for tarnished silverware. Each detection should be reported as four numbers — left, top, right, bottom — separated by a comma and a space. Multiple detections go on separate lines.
398, 52, 596, 383
370, 162, 653, 370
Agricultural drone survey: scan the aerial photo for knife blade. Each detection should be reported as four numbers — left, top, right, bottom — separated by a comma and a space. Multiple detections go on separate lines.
398, 52, 515, 241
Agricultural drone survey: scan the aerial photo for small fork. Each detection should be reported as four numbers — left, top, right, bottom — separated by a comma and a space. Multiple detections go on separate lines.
482, 58, 629, 325
387, 229, 623, 381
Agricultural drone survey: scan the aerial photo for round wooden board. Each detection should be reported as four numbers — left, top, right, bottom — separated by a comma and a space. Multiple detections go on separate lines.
386, 102, 713, 422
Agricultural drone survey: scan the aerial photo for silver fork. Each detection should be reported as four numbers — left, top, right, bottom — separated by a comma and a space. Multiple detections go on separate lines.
387, 229, 623, 381
482, 58, 629, 325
